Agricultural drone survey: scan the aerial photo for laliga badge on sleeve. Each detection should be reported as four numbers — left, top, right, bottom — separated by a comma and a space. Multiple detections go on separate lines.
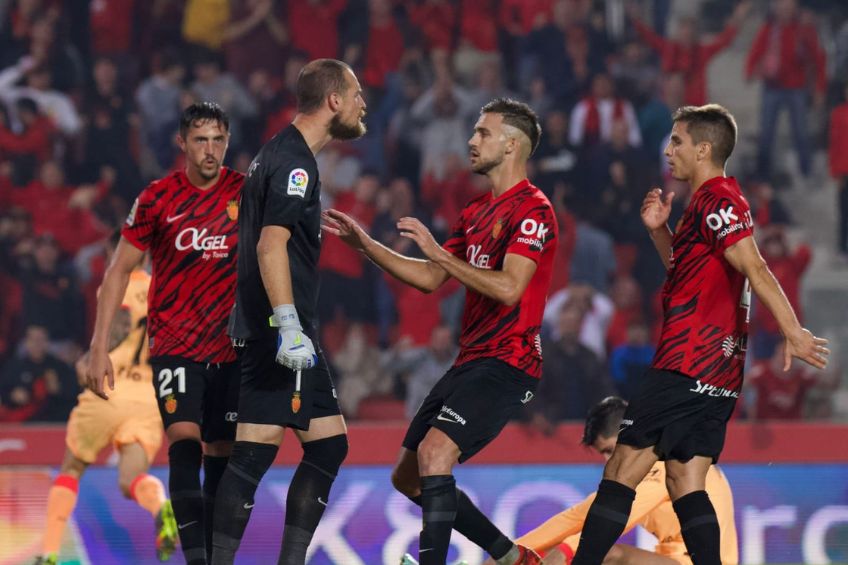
287, 168, 309, 198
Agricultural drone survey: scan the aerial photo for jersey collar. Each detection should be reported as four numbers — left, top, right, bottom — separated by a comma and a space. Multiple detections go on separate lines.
491, 178, 532, 203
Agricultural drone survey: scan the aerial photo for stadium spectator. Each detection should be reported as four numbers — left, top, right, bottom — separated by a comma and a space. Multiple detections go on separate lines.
569, 73, 641, 149
360, 0, 405, 90
18, 234, 85, 355
223, 0, 289, 82
0, 56, 82, 136
80, 57, 141, 204
286, 0, 347, 61
532, 109, 579, 200
829, 83, 848, 262
334, 323, 391, 418
318, 171, 379, 325
454, 0, 501, 85
750, 226, 812, 360
608, 321, 654, 402
746, 0, 826, 179
530, 302, 614, 433
544, 282, 614, 358
626, 0, 751, 106
745, 346, 818, 419
567, 208, 617, 295
392, 325, 459, 420
190, 50, 258, 150
135, 49, 186, 172
406, 0, 457, 54
0, 96, 54, 163
0, 324, 77, 422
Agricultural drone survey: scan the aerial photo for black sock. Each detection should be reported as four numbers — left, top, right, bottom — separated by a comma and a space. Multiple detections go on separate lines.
406, 489, 513, 559
203, 455, 229, 559
572, 479, 636, 565
419, 475, 457, 565
673, 491, 721, 565
168, 440, 205, 565
454, 488, 513, 559
278, 434, 347, 565
210, 441, 278, 565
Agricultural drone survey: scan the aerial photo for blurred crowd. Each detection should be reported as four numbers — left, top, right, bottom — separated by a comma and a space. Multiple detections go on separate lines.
1, 0, 846, 426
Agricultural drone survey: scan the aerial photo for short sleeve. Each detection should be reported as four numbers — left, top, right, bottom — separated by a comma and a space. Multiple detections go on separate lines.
698, 192, 754, 252
505, 201, 558, 263
263, 161, 315, 228
121, 183, 158, 251
442, 207, 468, 259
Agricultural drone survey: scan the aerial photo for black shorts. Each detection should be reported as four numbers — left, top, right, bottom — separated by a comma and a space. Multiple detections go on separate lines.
236, 336, 341, 430
617, 368, 737, 463
403, 358, 538, 463
150, 356, 240, 443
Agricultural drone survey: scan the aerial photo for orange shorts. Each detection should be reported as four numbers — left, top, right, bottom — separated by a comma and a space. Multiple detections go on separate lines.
66, 389, 163, 464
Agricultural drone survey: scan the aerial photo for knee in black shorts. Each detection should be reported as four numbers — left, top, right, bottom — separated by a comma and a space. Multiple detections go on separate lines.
302, 434, 348, 478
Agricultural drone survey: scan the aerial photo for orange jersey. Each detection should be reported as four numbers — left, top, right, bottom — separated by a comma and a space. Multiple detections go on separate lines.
517, 463, 738, 564
67, 270, 160, 463
82, 269, 154, 399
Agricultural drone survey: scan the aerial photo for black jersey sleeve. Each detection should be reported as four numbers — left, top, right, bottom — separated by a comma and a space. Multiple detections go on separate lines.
263, 158, 317, 228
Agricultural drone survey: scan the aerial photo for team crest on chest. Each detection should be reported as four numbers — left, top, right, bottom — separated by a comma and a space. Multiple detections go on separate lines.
492, 217, 505, 239
227, 199, 239, 221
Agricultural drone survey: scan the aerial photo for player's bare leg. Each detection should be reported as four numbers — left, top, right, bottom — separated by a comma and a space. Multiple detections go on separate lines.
117, 442, 176, 561
410, 428, 540, 565
665, 457, 719, 565
36, 449, 87, 564
165, 421, 206, 564
572, 445, 658, 565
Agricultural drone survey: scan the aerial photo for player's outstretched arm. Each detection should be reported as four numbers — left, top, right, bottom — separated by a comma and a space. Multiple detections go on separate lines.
87, 238, 144, 399
641, 188, 675, 270
397, 216, 537, 306
725, 236, 830, 370
322, 209, 451, 293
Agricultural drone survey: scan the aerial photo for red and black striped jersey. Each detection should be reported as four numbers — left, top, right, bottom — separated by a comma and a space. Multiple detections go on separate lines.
652, 176, 754, 394
122, 168, 243, 363
443, 179, 557, 379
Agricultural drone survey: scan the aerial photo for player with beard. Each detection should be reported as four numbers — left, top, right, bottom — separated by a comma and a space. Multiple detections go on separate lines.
213, 59, 366, 565
325, 98, 556, 565
86, 103, 243, 565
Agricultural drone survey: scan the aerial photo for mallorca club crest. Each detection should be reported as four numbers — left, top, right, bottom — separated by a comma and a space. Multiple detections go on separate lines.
164, 394, 177, 414
226, 199, 239, 221
492, 217, 505, 239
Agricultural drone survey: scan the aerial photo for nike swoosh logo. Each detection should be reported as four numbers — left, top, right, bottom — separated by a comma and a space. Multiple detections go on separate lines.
243, 502, 255, 509
466, 226, 474, 234
436, 414, 458, 423
420, 548, 434, 553
177, 521, 197, 530
166, 212, 187, 223
317, 497, 327, 506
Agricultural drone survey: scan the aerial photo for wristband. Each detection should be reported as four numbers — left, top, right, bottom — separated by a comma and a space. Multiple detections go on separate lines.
270, 304, 301, 329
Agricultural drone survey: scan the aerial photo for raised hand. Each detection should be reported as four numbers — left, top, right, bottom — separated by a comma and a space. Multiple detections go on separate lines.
322, 209, 371, 251
640, 188, 675, 232
397, 217, 441, 260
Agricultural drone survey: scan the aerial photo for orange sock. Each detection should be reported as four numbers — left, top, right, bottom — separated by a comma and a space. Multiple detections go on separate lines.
129, 474, 166, 517
42, 474, 79, 555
